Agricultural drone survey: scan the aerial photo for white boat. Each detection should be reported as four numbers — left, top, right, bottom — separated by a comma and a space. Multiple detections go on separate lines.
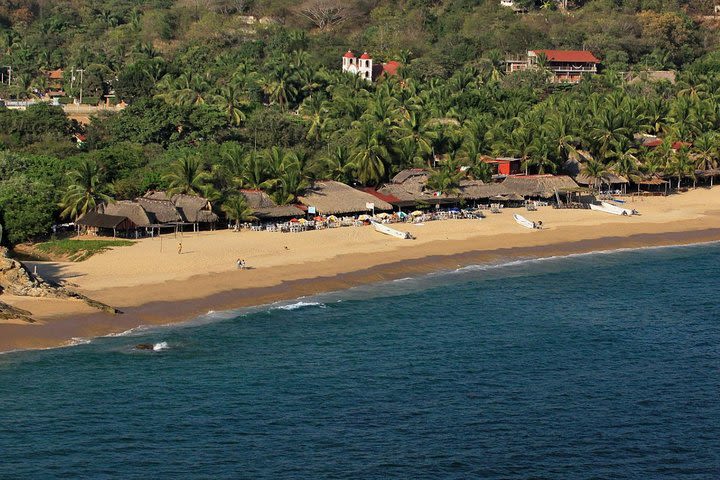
371, 221, 413, 239
513, 214, 537, 229
590, 202, 636, 216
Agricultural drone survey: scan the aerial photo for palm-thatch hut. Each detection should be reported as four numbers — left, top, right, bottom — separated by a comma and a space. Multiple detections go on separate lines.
501, 175, 579, 201
240, 190, 304, 220
458, 180, 511, 202
171, 194, 219, 226
144, 191, 218, 229
136, 197, 183, 224
77, 211, 135, 237
376, 169, 457, 208
298, 180, 392, 215
101, 201, 152, 227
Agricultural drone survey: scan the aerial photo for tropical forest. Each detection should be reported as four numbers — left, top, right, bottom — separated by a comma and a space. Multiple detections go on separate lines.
1, 0, 720, 244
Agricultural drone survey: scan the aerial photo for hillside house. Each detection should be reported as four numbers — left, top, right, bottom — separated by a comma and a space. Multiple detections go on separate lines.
506, 50, 600, 83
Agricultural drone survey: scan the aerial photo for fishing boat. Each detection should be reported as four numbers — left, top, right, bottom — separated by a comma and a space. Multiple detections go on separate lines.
590, 202, 636, 216
513, 214, 537, 229
371, 221, 414, 239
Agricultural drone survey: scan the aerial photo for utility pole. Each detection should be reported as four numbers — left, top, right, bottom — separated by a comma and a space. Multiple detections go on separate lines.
76, 69, 85, 105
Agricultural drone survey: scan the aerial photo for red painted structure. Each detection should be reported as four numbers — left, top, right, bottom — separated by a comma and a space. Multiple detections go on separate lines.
482, 157, 521, 175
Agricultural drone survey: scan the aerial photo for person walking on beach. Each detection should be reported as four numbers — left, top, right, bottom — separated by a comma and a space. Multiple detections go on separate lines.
236, 258, 242, 269
177, 242, 182, 254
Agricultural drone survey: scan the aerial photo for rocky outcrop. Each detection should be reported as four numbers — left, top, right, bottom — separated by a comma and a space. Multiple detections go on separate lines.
0, 247, 121, 319
0, 301, 35, 323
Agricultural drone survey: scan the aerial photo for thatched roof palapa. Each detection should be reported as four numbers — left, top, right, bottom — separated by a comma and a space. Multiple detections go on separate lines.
298, 181, 392, 215
458, 180, 510, 200
501, 175, 579, 199
77, 211, 134, 230
171, 194, 218, 223
101, 201, 152, 227
136, 197, 183, 224
240, 190, 304, 219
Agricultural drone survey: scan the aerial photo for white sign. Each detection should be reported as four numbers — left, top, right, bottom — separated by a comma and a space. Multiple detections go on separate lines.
365, 202, 375, 210
308, 206, 316, 214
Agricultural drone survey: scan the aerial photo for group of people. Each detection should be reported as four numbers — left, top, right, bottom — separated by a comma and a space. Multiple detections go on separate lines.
236, 258, 246, 269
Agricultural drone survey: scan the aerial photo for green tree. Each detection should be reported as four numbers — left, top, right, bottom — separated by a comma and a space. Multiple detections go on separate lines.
60, 161, 113, 220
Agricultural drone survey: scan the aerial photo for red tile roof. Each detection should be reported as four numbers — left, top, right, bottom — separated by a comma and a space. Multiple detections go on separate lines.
383, 61, 401, 76
360, 52, 372, 59
343, 50, 355, 58
47, 68, 63, 80
532, 50, 600, 63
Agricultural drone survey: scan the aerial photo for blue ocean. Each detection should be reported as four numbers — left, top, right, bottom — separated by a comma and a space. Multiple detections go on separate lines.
1, 243, 719, 479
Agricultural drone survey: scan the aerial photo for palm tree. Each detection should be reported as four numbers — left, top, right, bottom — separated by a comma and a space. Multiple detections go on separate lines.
60, 161, 113, 220
164, 156, 210, 195
222, 194, 257, 228
349, 122, 389, 186
212, 84, 249, 126
666, 149, 696, 189
426, 160, 463, 196
692, 133, 719, 173
610, 148, 641, 193
581, 158, 609, 192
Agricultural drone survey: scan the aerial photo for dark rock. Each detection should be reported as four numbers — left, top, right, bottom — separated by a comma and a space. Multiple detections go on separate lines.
134, 343, 154, 350
0, 247, 122, 316
0, 301, 36, 323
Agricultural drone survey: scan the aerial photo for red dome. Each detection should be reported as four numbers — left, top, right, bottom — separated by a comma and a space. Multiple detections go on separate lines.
343, 50, 355, 58
360, 52, 372, 59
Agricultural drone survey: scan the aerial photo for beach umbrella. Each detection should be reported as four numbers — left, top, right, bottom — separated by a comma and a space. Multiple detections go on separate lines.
328, 215, 338, 222
290, 218, 299, 223
314, 216, 324, 222
449, 207, 461, 213
376, 212, 390, 219
397, 211, 408, 219
411, 210, 424, 216
298, 218, 307, 224
358, 214, 371, 221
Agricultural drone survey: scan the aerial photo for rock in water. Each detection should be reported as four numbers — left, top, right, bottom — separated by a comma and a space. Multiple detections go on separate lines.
134, 343, 154, 350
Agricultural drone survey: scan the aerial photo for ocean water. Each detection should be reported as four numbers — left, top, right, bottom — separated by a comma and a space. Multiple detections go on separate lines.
1, 244, 720, 479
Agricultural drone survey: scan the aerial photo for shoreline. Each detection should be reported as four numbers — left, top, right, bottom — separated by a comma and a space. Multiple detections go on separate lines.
2, 225, 720, 354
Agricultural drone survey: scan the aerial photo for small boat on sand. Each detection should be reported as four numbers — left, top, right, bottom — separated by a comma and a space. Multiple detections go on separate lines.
590, 202, 636, 216
371, 221, 414, 239
513, 214, 540, 229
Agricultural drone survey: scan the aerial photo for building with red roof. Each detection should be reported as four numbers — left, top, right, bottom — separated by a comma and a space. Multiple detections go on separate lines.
342, 51, 402, 82
506, 49, 600, 83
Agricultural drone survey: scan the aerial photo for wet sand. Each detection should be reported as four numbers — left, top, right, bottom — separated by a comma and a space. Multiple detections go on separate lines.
2, 188, 720, 352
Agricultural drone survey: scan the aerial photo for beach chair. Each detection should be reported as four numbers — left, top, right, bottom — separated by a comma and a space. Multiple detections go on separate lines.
490, 204, 501, 214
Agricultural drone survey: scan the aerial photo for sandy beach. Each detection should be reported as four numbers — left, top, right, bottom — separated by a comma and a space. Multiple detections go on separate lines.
2, 188, 720, 352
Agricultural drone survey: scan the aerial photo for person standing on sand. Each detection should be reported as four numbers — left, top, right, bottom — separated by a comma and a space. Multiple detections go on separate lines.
236, 258, 242, 269
177, 242, 182, 254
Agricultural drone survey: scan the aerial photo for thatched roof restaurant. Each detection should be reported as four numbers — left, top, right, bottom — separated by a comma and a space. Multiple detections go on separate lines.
136, 197, 183, 224
171, 194, 219, 223
377, 169, 456, 207
101, 201, 152, 227
575, 172, 629, 187
501, 175, 579, 199
77, 211, 135, 234
298, 180, 392, 215
240, 190, 304, 219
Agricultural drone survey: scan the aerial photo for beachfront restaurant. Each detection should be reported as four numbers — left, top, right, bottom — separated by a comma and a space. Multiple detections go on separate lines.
76, 211, 136, 237
239, 190, 305, 221
298, 180, 393, 216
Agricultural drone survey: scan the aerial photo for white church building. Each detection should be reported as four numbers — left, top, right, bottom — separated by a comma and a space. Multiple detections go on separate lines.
342, 51, 401, 82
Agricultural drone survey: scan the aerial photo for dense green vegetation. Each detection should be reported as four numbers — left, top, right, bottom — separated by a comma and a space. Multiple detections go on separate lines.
35, 239, 135, 261
1, 0, 720, 244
